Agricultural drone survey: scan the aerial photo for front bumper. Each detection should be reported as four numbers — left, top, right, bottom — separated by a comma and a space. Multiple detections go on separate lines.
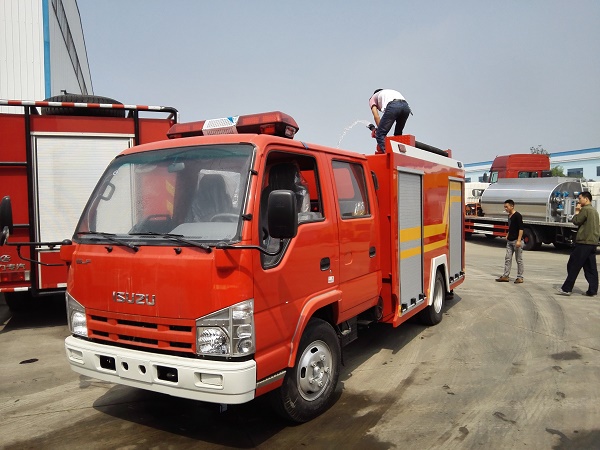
65, 336, 257, 404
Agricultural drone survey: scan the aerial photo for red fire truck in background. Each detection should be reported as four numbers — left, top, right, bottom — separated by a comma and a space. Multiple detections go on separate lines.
0, 111, 465, 422
0, 95, 177, 310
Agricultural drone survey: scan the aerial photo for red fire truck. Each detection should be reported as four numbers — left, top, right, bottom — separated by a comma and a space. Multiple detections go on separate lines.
0, 111, 465, 422
0, 96, 177, 310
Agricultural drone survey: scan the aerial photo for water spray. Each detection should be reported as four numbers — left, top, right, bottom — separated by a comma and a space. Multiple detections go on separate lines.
337, 119, 374, 148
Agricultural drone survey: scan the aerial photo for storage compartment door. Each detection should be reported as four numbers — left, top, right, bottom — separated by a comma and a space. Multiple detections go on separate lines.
449, 180, 464, 282
397, 170, 423, 312
34, 135, 132, 242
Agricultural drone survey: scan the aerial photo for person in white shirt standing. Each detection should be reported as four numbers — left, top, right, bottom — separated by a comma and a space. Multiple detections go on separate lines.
369, 88, 412, 153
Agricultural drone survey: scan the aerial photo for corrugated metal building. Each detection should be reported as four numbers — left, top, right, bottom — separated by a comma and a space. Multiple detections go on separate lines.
0, 0, 92, 107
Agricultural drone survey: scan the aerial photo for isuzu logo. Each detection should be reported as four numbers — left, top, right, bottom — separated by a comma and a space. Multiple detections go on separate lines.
112, 291, 156, 306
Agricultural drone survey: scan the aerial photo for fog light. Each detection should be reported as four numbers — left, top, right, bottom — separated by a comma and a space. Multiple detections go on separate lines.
237, 338, 253, 354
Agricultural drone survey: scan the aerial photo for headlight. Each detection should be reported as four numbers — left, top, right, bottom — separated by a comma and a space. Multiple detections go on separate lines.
196, 299, 255, 357
66, 292, 88, 337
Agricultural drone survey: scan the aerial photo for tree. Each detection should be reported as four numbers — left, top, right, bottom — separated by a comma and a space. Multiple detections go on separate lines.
530, 145, 549, 155
551, 165, 565, 177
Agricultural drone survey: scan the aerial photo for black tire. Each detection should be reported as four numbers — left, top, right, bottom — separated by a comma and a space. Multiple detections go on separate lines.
522, 228, 537, 251
41, 94, 125, 117
270, 318, 341, 423
4, 291, 33, 312
419, 271, 445, 326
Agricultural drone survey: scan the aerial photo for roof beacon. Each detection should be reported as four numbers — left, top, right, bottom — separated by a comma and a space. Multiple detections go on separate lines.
167, 111, 299, 139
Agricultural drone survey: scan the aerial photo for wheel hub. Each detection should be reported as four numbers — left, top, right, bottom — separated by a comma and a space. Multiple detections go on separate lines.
297, 341, 332, 401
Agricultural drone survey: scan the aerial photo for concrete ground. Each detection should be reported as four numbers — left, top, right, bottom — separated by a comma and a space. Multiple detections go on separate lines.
1, 236, 599, 449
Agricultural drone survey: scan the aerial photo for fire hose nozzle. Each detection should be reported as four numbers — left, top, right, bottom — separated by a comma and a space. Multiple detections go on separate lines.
367, 123, 377, 139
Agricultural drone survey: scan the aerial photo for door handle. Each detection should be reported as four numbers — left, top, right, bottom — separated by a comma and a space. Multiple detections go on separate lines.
320, 257, 330, 271
369, 246, 376, 258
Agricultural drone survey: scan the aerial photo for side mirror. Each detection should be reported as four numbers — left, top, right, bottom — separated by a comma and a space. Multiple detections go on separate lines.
0, 196, 14, 246
267, 190, 298, 239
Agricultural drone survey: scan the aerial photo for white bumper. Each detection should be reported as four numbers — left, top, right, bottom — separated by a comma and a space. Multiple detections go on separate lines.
65, 336, 257, 404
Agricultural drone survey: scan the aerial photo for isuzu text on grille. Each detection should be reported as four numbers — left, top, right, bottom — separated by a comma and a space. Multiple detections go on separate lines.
112, 291, 156, 305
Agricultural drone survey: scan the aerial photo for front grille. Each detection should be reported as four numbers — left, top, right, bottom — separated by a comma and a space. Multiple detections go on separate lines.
119, 319, 158, 329
87, 310, 195, 354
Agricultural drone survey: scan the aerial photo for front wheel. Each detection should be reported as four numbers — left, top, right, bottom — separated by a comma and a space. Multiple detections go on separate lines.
270, 318, 341, 423
4, 291, 33, 312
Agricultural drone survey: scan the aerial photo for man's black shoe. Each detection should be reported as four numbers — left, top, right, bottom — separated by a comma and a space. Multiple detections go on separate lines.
584, 291, 597, 297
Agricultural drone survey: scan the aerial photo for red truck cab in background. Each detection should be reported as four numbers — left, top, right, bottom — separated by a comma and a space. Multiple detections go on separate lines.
0, 111, 465, 422
488, 153, 550, 183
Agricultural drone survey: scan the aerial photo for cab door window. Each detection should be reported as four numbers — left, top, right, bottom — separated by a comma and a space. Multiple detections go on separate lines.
259, 152, 322, 268
332, 160, 370, 218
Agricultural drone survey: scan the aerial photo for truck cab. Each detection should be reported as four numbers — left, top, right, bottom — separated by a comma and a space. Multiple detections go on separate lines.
488, 153, 551, 183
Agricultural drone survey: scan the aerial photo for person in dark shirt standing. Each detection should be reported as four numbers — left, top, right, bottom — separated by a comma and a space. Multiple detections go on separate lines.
556, 191, 600, 296
496, 199, 524, 283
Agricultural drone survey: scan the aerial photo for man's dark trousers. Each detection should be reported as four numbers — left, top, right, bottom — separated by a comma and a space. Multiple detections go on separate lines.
561, 243, 599, 294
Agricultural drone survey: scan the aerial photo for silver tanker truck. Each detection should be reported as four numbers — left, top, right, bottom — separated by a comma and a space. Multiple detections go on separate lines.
464, 177, 588, 250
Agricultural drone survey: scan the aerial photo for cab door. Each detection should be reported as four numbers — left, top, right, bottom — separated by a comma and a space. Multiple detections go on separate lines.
252, 150, 339, 371
331, 159, 380, 318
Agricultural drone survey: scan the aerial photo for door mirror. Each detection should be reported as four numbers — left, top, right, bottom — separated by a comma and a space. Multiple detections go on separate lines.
0, 196, 14, 246
267, 190, 298, 239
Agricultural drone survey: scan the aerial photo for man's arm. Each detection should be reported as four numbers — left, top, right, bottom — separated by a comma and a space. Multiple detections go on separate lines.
572, 206, 587, 226
512, 212, 524, 245
371, 105, 381, 126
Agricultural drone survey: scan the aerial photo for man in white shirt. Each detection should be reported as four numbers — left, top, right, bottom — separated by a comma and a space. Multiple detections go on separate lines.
369, 89, 411, 153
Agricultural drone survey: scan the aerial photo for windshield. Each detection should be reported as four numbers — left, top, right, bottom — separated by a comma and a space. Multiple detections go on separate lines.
75, 144, 254, 244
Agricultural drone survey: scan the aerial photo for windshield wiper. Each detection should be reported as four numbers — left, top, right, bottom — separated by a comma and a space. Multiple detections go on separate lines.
77, 231, 139, 252
129, 232, 212, 253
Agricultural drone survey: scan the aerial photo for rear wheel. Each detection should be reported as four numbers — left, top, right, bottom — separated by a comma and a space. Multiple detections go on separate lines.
522, 228, 537, 251
419, 271, 445, 326
270, 318, 341, 423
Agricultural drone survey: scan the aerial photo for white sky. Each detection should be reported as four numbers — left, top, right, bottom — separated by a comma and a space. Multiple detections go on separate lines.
77, 0, 600, 164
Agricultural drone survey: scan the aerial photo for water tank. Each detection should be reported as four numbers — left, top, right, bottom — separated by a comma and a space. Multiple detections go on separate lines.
480, 177, 583, 222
